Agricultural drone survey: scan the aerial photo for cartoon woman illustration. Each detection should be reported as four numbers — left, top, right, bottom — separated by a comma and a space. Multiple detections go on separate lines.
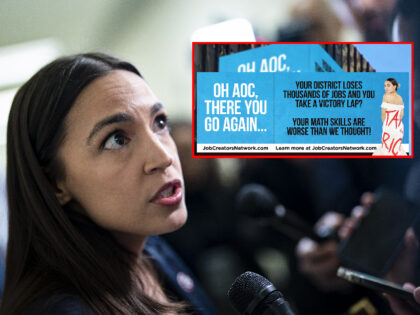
373, 78, 406, 156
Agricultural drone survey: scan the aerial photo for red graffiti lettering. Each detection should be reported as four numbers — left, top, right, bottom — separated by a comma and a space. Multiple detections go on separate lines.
382, 132, 391, 150
385, 110, 402, 128
391, 138, 402, 156
382, 132, 402, 155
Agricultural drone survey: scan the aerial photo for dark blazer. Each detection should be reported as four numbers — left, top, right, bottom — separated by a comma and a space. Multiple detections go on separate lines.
21, 236, 218, 315
144, 236, 217, 315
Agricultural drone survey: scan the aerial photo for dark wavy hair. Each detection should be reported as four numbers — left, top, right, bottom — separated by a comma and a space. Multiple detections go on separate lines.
386, 78, 399, 91
0, 53, 187, 314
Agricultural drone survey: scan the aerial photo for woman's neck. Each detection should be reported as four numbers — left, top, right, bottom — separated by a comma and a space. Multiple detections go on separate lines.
112, 231, 147, 255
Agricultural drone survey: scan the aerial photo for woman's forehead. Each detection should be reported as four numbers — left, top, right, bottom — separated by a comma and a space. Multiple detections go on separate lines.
70, 70, 159, 118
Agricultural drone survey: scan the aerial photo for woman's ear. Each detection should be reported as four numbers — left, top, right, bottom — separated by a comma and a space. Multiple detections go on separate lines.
43, 161, 72, 205
55, 180, 72, 205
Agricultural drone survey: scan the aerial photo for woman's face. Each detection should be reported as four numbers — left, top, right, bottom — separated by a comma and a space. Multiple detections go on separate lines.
384, 80, 396, 93
56, 70, 187, 244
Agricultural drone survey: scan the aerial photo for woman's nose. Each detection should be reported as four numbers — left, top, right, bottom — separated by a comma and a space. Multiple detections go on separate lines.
143, 134, 173, 174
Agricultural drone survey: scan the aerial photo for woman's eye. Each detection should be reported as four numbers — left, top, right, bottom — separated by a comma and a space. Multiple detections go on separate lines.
102, 131, 130, 150
154, 114, 168, 130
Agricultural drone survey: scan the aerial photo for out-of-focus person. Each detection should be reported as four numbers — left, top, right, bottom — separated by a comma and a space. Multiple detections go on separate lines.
296, 0, 420, 313
346, 0, 397, 41
290, 0, 343, 41
289, 0, 397, 42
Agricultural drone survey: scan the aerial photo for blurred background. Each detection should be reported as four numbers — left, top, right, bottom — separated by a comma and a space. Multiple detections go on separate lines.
0, 0, 418, 314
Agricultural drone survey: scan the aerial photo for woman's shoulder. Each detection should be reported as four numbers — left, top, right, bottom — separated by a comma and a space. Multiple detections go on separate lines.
395, 94, 404, 104
22, 294, 95, 315
382, 94, 404, 106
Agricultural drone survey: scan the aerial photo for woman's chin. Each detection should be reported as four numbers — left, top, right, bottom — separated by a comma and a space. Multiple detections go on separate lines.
163, 205, 188, 234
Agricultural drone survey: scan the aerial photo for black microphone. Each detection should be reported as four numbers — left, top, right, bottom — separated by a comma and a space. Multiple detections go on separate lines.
236, 184, 336, 242
228, 271, 295, 315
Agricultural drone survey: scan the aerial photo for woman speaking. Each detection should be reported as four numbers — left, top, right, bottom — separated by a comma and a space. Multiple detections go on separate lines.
0, 53, 216, 314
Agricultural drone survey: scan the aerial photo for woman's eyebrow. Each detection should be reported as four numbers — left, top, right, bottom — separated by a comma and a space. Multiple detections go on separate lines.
151, 102, 163, 116
86, 103, 164, 145
87, 113, 134, 144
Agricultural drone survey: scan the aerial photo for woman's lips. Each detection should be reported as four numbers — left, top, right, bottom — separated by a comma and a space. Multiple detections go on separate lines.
150, 179, 183, 206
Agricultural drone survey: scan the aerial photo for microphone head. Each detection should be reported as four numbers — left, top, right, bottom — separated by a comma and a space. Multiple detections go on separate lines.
236, 184, 277, 218
228, 271, 283, 314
